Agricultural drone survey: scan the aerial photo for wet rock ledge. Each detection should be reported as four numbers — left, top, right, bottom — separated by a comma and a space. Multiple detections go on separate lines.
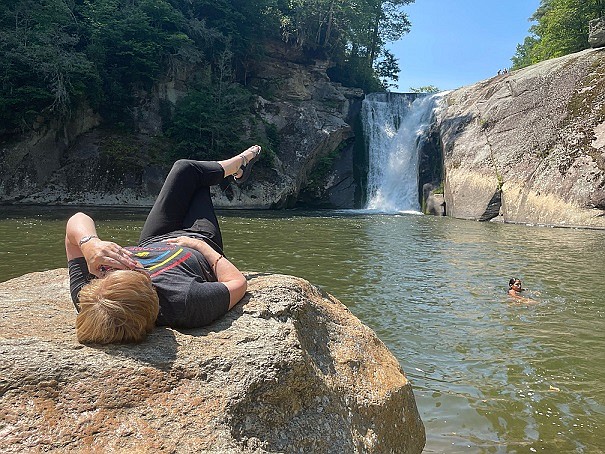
0, 270, 425, 453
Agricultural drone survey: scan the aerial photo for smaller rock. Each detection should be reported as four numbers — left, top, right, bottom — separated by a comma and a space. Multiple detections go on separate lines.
426, 193, 446, 216
589, 18, 605, 48
422, 183, 446, 216
589, 189, 605, 209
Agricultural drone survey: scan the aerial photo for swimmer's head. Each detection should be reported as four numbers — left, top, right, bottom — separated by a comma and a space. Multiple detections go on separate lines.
509, 278, 522, 290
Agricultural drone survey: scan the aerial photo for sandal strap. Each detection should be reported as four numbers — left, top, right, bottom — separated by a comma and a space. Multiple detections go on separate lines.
234, 146, 260, 181
234, 154, 248, 181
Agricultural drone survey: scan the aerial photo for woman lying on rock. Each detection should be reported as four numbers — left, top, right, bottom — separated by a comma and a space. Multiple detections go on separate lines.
65, 146, 261, 344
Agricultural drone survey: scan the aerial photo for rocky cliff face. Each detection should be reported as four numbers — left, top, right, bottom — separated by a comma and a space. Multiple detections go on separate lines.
436, 48, 605, 228
0, 42, 363, 209
0, 270, 425, 453
215, 44, 363, 209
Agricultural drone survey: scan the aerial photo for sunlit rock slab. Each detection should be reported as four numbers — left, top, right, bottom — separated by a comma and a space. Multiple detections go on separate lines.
437, 48, 605, 228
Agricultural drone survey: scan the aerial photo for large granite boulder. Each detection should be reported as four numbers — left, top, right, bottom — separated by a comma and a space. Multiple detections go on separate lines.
0, 270, 425, 453
436, 48, 605, 228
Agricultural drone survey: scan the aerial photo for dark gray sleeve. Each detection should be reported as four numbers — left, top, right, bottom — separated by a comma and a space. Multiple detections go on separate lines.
68, 257, 94, 311
177, 278, 231, 328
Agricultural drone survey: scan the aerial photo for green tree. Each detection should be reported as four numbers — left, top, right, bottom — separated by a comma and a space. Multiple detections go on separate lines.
0, 0, 96, 133
167, 50, 253, 160
262, 0, 413, 89
0, 0, 419, 155
512, 0, 605, 69
511, 35, 540, 69
375, 49, 400, 89
78, 0, 192, 125
366, 0, 413, 67
409, 85, 440, 93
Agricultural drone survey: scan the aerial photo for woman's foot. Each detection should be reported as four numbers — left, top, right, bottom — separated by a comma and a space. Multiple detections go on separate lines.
233, 145, 261, 184
217, 145, 262, 193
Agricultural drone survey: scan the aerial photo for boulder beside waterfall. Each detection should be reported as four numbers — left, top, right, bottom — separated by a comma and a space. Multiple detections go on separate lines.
422, 183, 445, 216
0, 269, 426, 453
436, 48, 605, 228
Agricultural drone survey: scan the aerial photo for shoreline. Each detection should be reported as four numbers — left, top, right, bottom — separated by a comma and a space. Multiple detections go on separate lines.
3, 203, 605, 231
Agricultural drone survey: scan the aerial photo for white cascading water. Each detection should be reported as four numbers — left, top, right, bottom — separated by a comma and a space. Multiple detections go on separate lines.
361, 93, 439, 213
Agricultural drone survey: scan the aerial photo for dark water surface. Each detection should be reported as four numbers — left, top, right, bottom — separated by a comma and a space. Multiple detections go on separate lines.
1, 206, 604, 453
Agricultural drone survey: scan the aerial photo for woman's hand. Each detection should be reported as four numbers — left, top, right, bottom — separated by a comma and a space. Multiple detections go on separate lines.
165, 236, 207, 251
166, 236, 246, 309
65, 212, 141, 277
81, 238, 141, 277
165, 236, 219, 261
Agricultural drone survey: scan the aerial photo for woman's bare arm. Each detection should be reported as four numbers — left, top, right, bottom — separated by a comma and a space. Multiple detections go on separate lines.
65, 212, 140, 277
165, 236, 247, 308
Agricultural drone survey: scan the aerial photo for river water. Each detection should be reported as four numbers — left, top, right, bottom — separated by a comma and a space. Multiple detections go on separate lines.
0, 206, 603, 453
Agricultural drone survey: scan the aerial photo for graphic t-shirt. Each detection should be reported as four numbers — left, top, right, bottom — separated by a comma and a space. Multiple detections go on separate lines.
68, 239, 230, 328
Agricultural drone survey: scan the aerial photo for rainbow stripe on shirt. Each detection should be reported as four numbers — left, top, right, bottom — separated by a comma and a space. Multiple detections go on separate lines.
127, 246, 192, 278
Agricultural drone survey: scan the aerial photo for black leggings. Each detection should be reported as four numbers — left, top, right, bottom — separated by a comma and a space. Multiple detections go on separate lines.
139, 159, 225, 250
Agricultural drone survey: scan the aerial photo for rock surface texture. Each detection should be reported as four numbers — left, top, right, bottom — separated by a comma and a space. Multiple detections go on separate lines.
212, 46, 363, 209
436, 48, 605, 228
0, 270, 425, 453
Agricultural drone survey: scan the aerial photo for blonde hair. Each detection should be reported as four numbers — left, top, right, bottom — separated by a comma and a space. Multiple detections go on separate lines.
76, 270, 159, 344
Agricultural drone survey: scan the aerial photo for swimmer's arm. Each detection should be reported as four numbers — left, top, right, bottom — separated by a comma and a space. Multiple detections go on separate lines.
515, 297, 539, 305
508, 293, 539, 305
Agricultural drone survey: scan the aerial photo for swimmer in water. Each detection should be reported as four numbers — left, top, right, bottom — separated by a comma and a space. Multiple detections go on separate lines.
508, 278, 524, 297
508, 278, 538, 304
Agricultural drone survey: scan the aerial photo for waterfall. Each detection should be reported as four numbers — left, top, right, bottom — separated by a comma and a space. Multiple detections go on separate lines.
361, 93, 439, 213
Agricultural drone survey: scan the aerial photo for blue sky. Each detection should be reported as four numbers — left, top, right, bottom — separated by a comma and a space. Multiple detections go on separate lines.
388, 0, 542, 92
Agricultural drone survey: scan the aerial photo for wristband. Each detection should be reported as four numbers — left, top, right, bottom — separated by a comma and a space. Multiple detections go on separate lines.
78, 235, 98, 247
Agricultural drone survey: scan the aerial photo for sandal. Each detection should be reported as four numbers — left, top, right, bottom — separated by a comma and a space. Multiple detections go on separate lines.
234, 146, 261, 185
219, 176, 234, 195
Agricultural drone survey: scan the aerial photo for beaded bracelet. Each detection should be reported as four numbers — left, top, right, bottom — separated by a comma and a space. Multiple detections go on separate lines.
212, 255, 224, 273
